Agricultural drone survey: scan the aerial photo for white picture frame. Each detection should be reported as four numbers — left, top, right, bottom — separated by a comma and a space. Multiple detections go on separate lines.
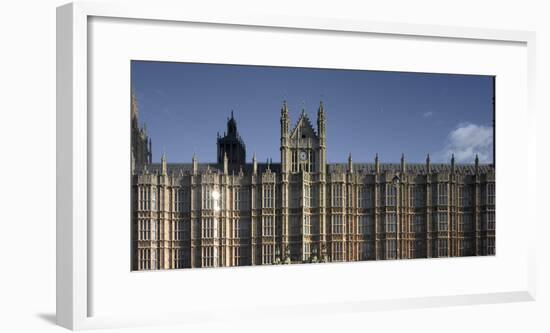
56, 1, 537, 330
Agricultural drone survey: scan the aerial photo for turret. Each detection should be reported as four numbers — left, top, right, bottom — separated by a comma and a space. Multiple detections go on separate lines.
475, 154, 479, 174
280, 101, 290, 174
375, 153, 380, 174
317, 101, 326, 140
161, 151, 167, 175
281, 100, 289, 138
252, 153, 257, 175
317, 101, 327, 175
348, 153, 353, 173
400, 153, 406, 173
192, 153, 198, 174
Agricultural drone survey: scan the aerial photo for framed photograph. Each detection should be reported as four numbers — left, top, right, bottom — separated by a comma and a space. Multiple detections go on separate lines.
57, 1, 537, 330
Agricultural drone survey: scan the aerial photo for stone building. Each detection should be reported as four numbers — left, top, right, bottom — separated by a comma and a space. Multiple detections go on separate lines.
131, 100, 495, 270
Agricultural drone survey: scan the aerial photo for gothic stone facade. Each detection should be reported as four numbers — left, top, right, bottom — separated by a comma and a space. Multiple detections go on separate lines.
131, 101, 495, 270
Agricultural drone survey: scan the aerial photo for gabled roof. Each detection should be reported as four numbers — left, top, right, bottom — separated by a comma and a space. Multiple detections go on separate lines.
289, 111, 318, 139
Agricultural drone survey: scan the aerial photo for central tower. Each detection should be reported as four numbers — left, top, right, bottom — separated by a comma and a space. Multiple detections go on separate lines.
279, 101, 327, 262
280, 101, 325, 174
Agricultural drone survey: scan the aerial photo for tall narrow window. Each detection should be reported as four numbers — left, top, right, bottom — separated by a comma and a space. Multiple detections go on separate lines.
234, 188, 240, 211
438, 239, 448, 257
233, 219, 240, 238
331, 184, 343, 207
458, 185, 464, 207
386, 214, 397, 233
303, 243, 311, 260
262, 244, 274, 264
263, 184, 275, 208
386, 184, 396, 206
202, 246, 218, 267
303, 185, 311, 208
387, 239, 397, 259
487, 183, 495, 205
487, 238, 495, 255
303, 215, 311, 235
203, 186, 212, 210
437, 183, 448, 205
487, 212, 495, 230
331, 215, 344, 234
201, 218, 218, 238
332, 242, 345, 261
262, 216, 274, 236
438, 213, 448, 231
308, 151, 315, 172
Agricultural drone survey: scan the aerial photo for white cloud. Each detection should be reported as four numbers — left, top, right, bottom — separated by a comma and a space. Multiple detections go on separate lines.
422, 111, 434, 118
436, 123, 493, 163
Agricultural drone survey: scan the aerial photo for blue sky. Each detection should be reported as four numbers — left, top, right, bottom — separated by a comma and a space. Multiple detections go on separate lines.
131, 61, 494, 165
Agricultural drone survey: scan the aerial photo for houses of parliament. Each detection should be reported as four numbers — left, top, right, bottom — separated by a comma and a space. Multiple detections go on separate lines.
131, 98, 495, 271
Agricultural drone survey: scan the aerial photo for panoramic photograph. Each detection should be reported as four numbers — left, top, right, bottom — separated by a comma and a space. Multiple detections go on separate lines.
130, 61, 495, 271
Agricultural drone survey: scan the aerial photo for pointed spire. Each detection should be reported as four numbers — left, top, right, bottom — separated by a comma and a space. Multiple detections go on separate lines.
475, 154, 479, 174
348, 152, 353, 173
281, 100, 288, 115
401, 153, 406, 173
426, 153, 431, 173
451, 153, 455, 173
375, 153, 380, 174
161, 150, 167, 175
